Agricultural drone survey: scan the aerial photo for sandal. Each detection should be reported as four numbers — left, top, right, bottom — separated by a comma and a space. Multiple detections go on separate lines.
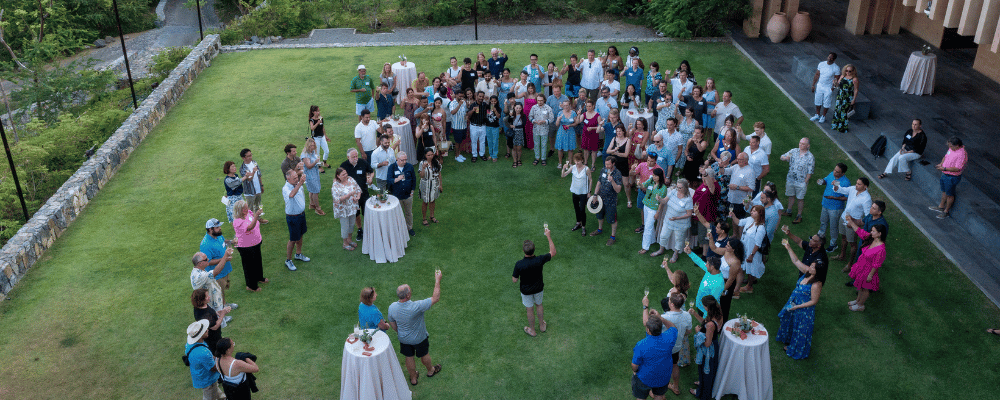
540, 320, 547, 333
669, 383, 681, 396
246, 286, 261, 292
627, 200, 633, 208
541, 160, 547, 166
532, 160, 539, 166
512, 162, 518, 168
343, 244, 355, 251
523, 326, 537, 337
690, 389, 698, 396
427, 364, 442, 377
430, 217, 438, 223
422, 219, 430, 226
315, 208, 326, 216
905, 173, 912, 181
877, 173, 887, 179
987, 329, 1000, 336
505, 152, 511, 158
410, 376, 418, 386
634, 226, 644, 233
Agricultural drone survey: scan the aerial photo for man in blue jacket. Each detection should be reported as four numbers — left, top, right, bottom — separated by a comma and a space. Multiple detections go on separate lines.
390, 152, 417, 236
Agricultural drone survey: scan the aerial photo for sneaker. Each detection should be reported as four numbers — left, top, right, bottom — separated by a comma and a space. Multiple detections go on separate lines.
357, 228, 363, 241
285, 259, 297, 271
936, 212, 949, 219
928, 206, 943, 212
226, 303, 238, 310
408, 229, 415, 236
818, 116, 826, 123
845, 280, 855, 287
456, 155, 466, 163
223, 315, 232, 324
556, 163, 563, 169
849, 304, 865, 312
825, 244, 838, 253
809, 114, 820, 121
848, 300, 857, 306
294, 253, 311, 262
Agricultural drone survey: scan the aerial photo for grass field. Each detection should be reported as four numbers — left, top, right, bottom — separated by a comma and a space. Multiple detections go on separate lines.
0, 42, 998, 399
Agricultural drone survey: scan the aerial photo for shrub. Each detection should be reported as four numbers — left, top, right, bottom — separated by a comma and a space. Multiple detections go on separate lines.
150, 46, 194, 78
643, 0, 750, 39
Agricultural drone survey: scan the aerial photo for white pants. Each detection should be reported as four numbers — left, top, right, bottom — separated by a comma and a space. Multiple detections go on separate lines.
659, 224, 688, 251
470, 124, 487, 157
641, 206, 659, 250
884, 151, 921, 174
315, 135, 330, 161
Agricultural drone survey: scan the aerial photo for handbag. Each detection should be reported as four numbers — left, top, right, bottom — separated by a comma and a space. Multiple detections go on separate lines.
845, 105, 856, 118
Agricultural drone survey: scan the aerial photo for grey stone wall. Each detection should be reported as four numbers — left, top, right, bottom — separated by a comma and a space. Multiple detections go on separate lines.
0, 35, 222, 300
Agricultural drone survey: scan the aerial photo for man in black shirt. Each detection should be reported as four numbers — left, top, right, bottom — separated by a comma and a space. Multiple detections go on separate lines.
512, 228, 556, 337
781, 225, 828, 278
467, 91, 489, 162
460, 58, 479, 93
340, 148, 373, 241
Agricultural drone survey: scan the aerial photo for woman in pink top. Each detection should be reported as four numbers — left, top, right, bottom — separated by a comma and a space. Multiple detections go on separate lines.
232, 200, 267, 292
931, 137, 967, 219
846, 222, 886, 312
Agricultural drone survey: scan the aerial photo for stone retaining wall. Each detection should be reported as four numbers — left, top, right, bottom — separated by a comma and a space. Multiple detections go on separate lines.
220, 36, 730, 52
0, 35, 222, 300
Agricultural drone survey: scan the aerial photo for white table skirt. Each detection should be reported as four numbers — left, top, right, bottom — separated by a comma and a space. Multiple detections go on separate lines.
362, 195, 409, 263
389, 118, 418, 165
392, 62, 417, 104
622, 109, 654, 131
900, 52, 936, 95
340, 330, 412, 400
713, 318, 773, 400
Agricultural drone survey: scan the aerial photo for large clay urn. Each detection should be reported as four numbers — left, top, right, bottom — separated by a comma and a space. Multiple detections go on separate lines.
791, 11, 812, 42
766, 12, 790, 43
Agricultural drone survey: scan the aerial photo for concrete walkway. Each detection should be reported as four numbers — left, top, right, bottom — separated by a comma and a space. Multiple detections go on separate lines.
730, 1, 1000, 305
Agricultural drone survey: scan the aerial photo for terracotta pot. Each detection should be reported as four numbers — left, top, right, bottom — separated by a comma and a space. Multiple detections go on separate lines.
766, 12, 790, 43
791, 12, 812, 42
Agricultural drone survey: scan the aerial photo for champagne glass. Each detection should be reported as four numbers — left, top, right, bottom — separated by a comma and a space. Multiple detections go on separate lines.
781, 224, 789, 234
543, 222, 549, 234
643, 287, 650, 297
781, 238, 789, 246
688, 300, 695, 310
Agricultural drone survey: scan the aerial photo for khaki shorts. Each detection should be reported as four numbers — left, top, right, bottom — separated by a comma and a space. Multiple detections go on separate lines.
785, 184, 807, 200
217, 275, 231, 291
839, 221, 857, 242
521, 291, 543, 308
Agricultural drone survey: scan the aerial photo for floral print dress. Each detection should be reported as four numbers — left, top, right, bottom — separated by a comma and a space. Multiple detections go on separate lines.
777, 276, 817, 359
831, 77, 854, 132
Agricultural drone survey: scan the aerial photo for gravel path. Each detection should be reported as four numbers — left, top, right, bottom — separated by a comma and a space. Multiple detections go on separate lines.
286, 22, 661, 45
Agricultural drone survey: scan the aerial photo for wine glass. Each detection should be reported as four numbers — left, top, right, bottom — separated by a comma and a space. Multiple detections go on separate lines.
543, 222, 549, 233
643, 287, 650, 297
688, 300, 695, 310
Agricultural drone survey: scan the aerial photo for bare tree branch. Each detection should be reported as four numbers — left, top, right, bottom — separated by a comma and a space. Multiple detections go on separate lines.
0, 9, 30, 70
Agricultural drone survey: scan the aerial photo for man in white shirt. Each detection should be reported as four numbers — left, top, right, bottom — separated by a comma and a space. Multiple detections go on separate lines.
354, 110, 379, 161
600, 70, 621, 99
779, 138, 815, 224
595, 86, 618, 121
725, 152, 755, 219
282, 169, 310, 271
670, 70, 693, 108
370, 135, 396, 190
475, 71, 497, 98
742, 135, 770, 195
832, 177, 871, 265
750, 121, 772, 155
810, 52, 840, 123
711, 90, 743, 134
449, 91, 469, 162
579, 49, 603, 103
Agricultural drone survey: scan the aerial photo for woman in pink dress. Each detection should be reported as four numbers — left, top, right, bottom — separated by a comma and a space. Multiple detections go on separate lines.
846, 222, 887, 312
522, 83, 539, 150
577, 99, 601, 170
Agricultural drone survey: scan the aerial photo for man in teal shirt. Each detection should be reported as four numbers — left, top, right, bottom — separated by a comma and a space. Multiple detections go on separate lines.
185, 320, 221, 399
201, 218, 237, 312
351, 65, 376, 121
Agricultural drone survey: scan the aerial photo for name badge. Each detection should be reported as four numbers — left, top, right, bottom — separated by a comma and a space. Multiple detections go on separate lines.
356, 170, 363, 174
602, 173, 607, 179
394, 170, 400, 175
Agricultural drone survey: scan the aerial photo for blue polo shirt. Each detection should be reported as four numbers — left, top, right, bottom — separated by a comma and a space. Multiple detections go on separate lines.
200, 234, 232, 279
623, 67, 644, 92
633, 327, 677, 388
186, 342, 219, 389
821, 172, 851, 210
488, 55, 508, 78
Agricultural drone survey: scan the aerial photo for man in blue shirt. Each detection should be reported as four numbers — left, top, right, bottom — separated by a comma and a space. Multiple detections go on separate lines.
633, 296, 677, 400
186, 320, 221, 400
816, 163, 850, 252
375, 83, 394, 121
389, 152, 417, 236
201, 218, 237, 311
488, 48, 508, 79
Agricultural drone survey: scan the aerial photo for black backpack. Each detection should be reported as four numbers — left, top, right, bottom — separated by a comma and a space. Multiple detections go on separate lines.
182, 343, 208, 367
871, 135, 887, 159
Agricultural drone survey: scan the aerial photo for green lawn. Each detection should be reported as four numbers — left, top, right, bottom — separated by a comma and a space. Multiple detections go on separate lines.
0, 42, 998, 399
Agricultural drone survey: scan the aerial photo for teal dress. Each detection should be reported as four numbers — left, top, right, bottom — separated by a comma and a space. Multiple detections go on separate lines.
777, 276, 816, 359
555, 111, 577, 151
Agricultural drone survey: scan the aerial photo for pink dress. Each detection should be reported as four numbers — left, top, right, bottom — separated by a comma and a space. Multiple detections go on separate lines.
523, 98, 537, 149
848, 228, 886, 291
580, 111, 600, 151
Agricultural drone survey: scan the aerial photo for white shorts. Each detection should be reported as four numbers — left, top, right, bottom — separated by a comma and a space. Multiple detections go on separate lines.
785, 184, 807, 200
814, 87, 833, 109
355, 99, 375, 115
521, 291, 543, 308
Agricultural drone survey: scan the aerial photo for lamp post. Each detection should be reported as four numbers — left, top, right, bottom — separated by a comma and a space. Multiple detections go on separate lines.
0, 120, 29, 222
474, 0, 478, 41
196, 0, 204, 41
111, 0, 138, 110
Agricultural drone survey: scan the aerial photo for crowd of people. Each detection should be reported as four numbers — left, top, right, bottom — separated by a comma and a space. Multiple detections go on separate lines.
183, 45, 973, 400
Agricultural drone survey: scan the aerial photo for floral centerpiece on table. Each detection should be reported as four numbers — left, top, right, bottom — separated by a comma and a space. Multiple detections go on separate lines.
368, 185, 389, 206
921, 44, 933, 55
729, 313, 760, 340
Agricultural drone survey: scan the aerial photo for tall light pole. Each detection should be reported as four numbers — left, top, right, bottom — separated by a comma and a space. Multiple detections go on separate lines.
196, 0, 204, 41
0, 120, 29, 222
111, 0, 138, 110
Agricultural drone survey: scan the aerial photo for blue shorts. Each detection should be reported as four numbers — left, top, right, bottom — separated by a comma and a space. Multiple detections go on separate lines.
566, 84, 582, 98
355, 99, 375, 115
286, 213, 307, 241
940, 174, 961, 196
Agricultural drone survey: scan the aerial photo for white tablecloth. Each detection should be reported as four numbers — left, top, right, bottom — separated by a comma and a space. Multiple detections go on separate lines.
388, 117, 417, 165
362, 195, 409, 263
340, 330, 412, 400
622, 109, 654, 131
900, 52, 936, 95
713, 319, 773, 400
392, 62, 417, 105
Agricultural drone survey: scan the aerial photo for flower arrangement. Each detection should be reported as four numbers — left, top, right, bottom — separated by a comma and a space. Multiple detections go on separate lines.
729, 313, 760, 339
921, 44, 933, 55
368, 185, 389, 206
358, 328, 375, 345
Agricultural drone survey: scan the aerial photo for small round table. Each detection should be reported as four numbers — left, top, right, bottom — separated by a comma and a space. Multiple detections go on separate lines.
361, 195, 409, 263
622, 109, 654, 131
900, 51, 936, 95
392, 61, 417, 105
713, 318, 774, 400
340, 330, 412, 400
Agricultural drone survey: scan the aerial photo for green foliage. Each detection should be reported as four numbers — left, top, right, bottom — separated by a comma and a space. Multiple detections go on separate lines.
216, 0, 324, 44
0, 0, 155, 64
643, 0, 750, 39
604, 0, 643, 16
3, 50, 117, 126
150, 46, 193, 79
